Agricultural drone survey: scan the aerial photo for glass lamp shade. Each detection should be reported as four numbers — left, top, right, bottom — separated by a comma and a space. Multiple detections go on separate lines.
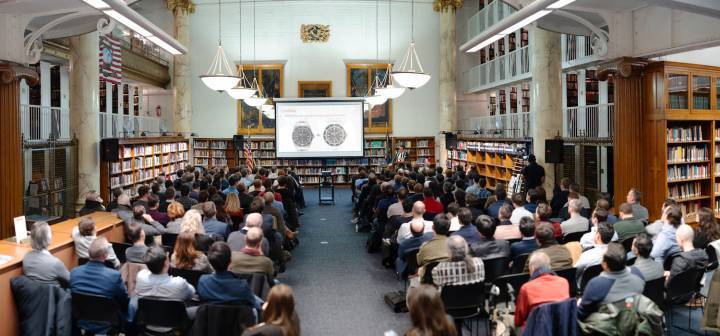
262, 105, 275, 119
365, 94, 388, 106
226, 86, 257, 100
200, 75, 240, 92
391, 71, 431, 90
245, 95, 268, 108
375, 84, 406, 99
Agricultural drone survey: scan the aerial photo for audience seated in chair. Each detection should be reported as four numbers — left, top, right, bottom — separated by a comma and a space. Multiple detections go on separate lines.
147, 194, 169, 225
524, 222, 573, 272
626, 188, 649, 222
181, 209, 215, 252
470, 215, 510, 260
630, 233, 664, 281
198, 242, 262, 312
396, 219, 433, 274
417, 213, 451, 270
560, 199, 589, 237
450, 207, 481, 245
575, 221, 615, 282
126, 205, 166, 245
165, 201, 186, 234
510, 193, 533, 225
667, 224, 709, 283
23, 221, 70, 287
228, 213, 271, 256
230, 227, 275, 280
613, 203, 646, 243
510, 217, 539, 260
495, 204, 522, 240
403, 284, 457, 336
432, 235, 484, 289
72, 216, 121, 268
396, 201, 434, 244
79, 190, 106, 216
171, 232, 214, 272
577, 242, 645, 321
124, 223, 150, 263
650, 204, 682, 262
486, 188, 510, 219
580, 207, 618, 250
202, 201, 230, 240
515, 251, 570, 328
241, 284, 300, 336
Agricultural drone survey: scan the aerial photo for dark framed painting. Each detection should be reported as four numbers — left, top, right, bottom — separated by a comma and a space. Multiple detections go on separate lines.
298, 81, 332, 97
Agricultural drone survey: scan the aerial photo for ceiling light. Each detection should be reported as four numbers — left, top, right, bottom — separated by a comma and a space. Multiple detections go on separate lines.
467, 34, 505, 53
376, 84, 405, 99
199, 0, 240, 92
547, 0, 576, 9
147, 36, 182, 55
103, 10, 152, 37
391, 0, 430, 90
376, 1, 405, 99
500, 10, 551, 34
225, 0, 256, 100
245, 95, 267, 108
365, 94, 388, 106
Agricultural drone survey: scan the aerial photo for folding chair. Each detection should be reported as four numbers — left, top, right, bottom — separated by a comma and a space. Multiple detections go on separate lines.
71, 292, 124, 335
579, 263, 603, 294
136, 297, 191, 335
563, 231, 584, 243
665, 268, 703, 335
510, 253, 530, 274
111, 242, 132, 264
441, 282, 489, 336
168, 267, 209, 288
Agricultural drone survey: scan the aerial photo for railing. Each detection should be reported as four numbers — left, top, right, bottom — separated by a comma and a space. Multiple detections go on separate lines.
562, 34, 599, 68
466, 1, 516, 44
464, 45, 531, 93
564, 103, 614, 139
20, 104, 70, 141
469, 112, 532, 139
99, 112, 163, 138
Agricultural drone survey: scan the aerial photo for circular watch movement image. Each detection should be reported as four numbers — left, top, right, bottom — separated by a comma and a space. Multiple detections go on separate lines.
292, 122, 314, 147
323, 124, 347, 147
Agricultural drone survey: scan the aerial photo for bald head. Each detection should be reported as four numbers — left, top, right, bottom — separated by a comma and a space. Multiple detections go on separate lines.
410, 218, 425, 237
412, 201, 426, 217
676, 224, 695, 248
245, 213, 263, 228
89, 237, 109, 261
245, 227, 263, 248
117, 194, 130, 206
528, 251, 551, 275
447, 235, 468, 261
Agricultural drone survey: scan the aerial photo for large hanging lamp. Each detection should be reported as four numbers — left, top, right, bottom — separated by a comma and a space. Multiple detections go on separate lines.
200, 0, 240, 92
244, 0, 268, 108
226, 0, 256, 100
365, 0, 388, 107
376, 0, 406, 99
391, 0, 430, 90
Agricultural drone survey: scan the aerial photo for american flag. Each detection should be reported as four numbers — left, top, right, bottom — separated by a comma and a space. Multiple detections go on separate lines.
99, 33, 122, 84
244, 142, 255, 171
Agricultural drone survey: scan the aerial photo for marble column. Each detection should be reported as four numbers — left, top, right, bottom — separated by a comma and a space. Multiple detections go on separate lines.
435, 0, 461, 168
168, 1, 194, 134
529, 27, 562, 196
69, 31, 100, 207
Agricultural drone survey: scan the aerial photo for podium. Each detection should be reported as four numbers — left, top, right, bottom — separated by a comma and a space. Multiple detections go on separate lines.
318, 170, 335, 205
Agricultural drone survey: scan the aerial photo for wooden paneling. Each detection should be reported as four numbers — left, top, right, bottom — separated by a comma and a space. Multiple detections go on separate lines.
612, 73, 645, 214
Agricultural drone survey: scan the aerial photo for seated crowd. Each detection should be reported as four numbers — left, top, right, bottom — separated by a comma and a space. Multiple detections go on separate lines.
354, 162, 720, 334
18, 165, 304, 335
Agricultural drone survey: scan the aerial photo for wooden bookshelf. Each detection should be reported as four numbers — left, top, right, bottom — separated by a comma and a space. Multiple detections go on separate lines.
642, 62, 720, 217
586, 70, 599, 105
521, 84, 530, 112
446, 137, 531, 189
566, 73, 578, 107
193, 138, 237, 168
100, 137, 189, 202
391, 136, 436, 166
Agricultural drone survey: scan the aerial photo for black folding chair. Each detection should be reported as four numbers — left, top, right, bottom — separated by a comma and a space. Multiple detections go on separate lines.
111, 242, 132, 264
554, 267, 578, 298
399, 248, 421, 281
71, 292, 124, 335
233, 272, 273, 300
162, 233, 178, 248
563, 231, 584, 243
440, 282, 489, 335
483, 256, 509, 284
136, 297, 191, 335
706, 245, 718, 271
579, 264, 603, 294
510, 253, 530, 274
664, 252, 680, 271
621, 237, 634, 253
665, 268, 704, 335
643, 277, 665, 307
168, 267, 209, 288
421, 262, 440, 285
192, 303, 257, 336
492, 272, 530, 305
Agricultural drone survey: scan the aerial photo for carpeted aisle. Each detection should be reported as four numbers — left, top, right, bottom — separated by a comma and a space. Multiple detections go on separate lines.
278, 188, 410, 336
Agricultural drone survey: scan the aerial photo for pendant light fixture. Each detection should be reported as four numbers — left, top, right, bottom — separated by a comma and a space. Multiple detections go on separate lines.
391, 0, 431, 90
244, 0, 268, 108
199, 0, 240, 92
365, 0, 388, 107
226, 0, 257, 100
376, 0, 406, 99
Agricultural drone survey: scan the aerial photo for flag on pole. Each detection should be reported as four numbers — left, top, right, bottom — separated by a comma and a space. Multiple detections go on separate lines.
244, 142, 255, 171
99, 33, 122, 84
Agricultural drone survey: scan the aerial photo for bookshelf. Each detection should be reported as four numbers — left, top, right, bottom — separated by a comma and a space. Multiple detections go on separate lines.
193, 138, 237, 168
99, 137, 189, 202
566, 73, 578, 107
521, 84, 530, 112
642, 62, 720, 217
391, 136, 436, 166
586, 70, 599, 105
446, 137, 531, 189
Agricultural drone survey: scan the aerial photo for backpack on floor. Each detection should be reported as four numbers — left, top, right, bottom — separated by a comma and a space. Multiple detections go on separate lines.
356, 218, 372, 233
384, 290, 408, 313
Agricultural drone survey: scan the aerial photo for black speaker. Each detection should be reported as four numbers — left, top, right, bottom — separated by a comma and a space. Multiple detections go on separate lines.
545, 139, 564, 164
445, 132, 458, 150
100, 138, 120, 162
232, 135, 244, 150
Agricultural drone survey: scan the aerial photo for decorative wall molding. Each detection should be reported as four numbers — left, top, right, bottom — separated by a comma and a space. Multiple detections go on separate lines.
597, 57, 648, 80
433, 0, 463, 12
300, 24, 330, 43
165, 0, 196, 16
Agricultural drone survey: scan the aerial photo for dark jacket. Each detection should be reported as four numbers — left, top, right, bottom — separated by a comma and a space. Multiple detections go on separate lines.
579, 294, 663, 336
192, 303, 257, 336
524, 298, 579, 336
470, 237, 510, 260
510, 238, 539, 259
668, 248, 708, 283
79, 200, 105, 216
11, 275, 72, 336
198, 271, 258, 308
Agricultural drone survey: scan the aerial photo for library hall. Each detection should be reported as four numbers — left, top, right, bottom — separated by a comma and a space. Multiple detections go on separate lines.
3, 0, 720, 335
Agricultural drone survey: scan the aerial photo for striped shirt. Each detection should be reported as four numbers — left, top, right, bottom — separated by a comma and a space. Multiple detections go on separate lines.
432, 257, 485, 287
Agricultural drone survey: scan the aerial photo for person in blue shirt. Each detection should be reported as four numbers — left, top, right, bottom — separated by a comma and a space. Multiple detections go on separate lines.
70, 237, 134, 333
451, 207, 482, 245
487, 189, 510, 219
202, 202, 229, 240
198, 242, 262, 311
510, 217, 540, 259
223, 175, 240, 195
650, 204, 682, 262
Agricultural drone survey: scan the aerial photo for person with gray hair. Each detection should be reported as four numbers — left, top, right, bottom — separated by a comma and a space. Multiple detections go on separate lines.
431, 235, 484, 288
22, 221, 70, 286
72, 216, 121, 268
227, 213, 270, 255
202, 201, 229, 240
514, 251, 570, 327
560, 198, 589, 236
79, 190, 105, 216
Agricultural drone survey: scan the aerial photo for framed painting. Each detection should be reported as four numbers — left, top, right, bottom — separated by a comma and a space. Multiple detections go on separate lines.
346, 63, 392, 133
237, 64, 284, 134
298, 81, 332, 97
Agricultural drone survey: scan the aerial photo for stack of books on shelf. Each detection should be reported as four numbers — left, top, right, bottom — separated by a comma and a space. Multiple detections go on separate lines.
667, 164, 708, 181
668, 181, 702, 201
667, 145, 708, 163
666, 125, 704, 142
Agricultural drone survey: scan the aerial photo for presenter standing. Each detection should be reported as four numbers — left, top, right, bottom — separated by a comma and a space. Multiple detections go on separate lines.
395, 145, 408, 164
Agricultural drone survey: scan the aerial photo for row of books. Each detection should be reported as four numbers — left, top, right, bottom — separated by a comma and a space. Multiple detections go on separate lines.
417, 149, 433, 156
417, 140, 431, 148
667, 126, 704, 142
448, 150, 468, 161
365, 149, 386, 157
465, 141, 527, 155
669, 181, 702, 200
110, 162, 187, 189
194, 141, 229, 149
120, 142, 188, 159
667, 145, 708, 163
26, 178, 65, 196
667, 164, 709, 181
715, 128, 720, 141
365, 140, 386, 149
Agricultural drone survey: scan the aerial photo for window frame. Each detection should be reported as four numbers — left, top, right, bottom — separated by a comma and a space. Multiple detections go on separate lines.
236, 64, 285, 135
345, 63, 393, 134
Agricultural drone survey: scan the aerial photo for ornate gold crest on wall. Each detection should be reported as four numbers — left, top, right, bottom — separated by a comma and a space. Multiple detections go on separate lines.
300, 24, 330, 43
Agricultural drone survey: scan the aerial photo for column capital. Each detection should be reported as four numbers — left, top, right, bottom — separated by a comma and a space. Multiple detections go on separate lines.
0, 63, 38, 85
433, 0, 463, 12
165, 0, 196, 16
597, 57, 648, 81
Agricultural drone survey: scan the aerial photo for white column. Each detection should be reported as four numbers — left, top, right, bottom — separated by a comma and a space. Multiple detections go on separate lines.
69, 31, 100, 207
437, 4, 459, 167
172, 10, 192, 134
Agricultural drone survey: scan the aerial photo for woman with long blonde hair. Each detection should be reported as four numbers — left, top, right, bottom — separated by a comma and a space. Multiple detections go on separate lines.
165, 201, 186, 234
242, 284, 300, 336
225, 192, 244, 230
180, 209, 213, 251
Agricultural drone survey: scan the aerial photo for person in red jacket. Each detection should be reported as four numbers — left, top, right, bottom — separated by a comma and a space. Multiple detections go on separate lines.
514, 251, 570, 327
422, 188, 444, 215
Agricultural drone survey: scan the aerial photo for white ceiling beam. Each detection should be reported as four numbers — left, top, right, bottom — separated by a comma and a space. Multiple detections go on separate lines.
653, 0, 720, 19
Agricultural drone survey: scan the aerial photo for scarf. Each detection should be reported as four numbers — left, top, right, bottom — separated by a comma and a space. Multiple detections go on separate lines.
241, 246, 262, 256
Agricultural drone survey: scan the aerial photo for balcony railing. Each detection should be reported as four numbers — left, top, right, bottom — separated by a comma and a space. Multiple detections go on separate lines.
562, 34, 600, 68
20, 104, 70, 141
99, 112, 163, 139
564, 103, 614, 139
464, 45, 531, 93
466, 1, 516, 44
469, 112, 532, 139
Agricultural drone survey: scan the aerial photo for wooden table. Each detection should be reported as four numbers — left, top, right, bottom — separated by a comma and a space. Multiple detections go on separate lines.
0, 212, 125, 335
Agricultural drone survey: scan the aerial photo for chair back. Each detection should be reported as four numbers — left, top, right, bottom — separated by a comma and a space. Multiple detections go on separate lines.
401, 248, 421, 279
71, 292, 122, 327
643, 278, 665, 307
423, 212, 440, 221
440, 282, 486, 320
666, 268, 702, 305
233, 272, 272, 300
136, 297, 189, 329
706, 245, 718, 271
192, 303, 256, 336
162, 233, 178, 248
169, 267, 208, 288
621, 237, 634, 253
663, 252, 680, 271
111, 242, 132, 264
483, 256, 509, 283
563, 231, 584, 243
421, 262, 440, 285
510, 253, 530, 274
493, 272, 530, 304
554, 267, 578, 297
580, 264, 603, 293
